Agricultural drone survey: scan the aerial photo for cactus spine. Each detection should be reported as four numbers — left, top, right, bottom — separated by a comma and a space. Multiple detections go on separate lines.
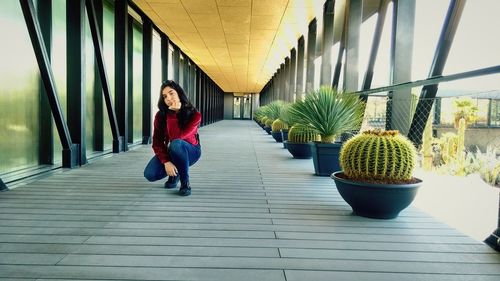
287, 126, 320, 143
271, 119, 288, 132
340, 130, 416, 183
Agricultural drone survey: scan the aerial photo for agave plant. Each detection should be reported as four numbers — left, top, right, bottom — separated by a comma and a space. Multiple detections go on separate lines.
289, 86, 365, 143
264, 100, 287, 121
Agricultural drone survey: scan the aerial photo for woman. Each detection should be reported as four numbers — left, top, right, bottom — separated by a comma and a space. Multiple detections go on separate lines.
144, 80, 201, 196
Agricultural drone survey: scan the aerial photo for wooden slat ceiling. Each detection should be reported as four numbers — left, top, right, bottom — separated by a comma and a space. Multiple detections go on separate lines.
132, 0, 338, 93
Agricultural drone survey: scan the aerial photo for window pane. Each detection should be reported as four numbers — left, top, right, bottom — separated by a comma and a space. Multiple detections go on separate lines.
132, 23, 143, 142
0, 1, 40, 173
52, 0, 67, 163
412, 0, 449, 80
103, 2, 115, 150
444, 0, 500, 74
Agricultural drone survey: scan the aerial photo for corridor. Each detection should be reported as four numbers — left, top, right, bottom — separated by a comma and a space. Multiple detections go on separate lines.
0, 120, 499, 280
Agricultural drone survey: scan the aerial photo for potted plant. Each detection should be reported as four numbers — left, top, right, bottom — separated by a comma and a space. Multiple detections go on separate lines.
289, 86, 364, 176
261, 101, 285, 136
284, 125, 320, 159
331, 130, 423, 219
278, 103, 293, 148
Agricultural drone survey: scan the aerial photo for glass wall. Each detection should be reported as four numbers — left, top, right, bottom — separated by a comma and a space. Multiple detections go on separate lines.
84, 3, 96, 153
0, 1, 40, 174
168, 44, 174, 80
132, 21, 143, 143
412, 0, 448, 81
102, 1, 115, 150
151, 30, 162, 120
52, 0, 67, 164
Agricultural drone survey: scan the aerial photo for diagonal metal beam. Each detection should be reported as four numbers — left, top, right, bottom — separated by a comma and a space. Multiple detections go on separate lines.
408, 0, 466, 146
19, 0, 78, 168
85, 0, 121, 153
360, 0, 390, 97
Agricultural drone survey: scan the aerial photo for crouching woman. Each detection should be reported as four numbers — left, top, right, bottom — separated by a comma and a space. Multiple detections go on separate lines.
144, 80, 201, 196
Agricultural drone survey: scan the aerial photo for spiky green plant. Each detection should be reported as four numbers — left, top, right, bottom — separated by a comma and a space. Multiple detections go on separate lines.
263, 100, 287, 121
289, 86, 364, 143
271, 119, 288, 132
279, 103, 296, 127
287, 125, 320, 143
254, 106, 267, 124
340, 130, 417, 183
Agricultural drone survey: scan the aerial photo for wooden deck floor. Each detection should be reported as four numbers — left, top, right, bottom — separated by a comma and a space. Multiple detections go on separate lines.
0, 120, 499, 281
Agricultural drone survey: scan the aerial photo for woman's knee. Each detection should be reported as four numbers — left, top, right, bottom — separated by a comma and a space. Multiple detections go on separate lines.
143, 168, 157, 182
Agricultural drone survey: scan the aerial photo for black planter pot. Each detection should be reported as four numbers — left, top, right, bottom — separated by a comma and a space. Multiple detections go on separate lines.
264, 126, 272, 135
281, 129, 289, 148
284, 141, 312, 159
310, 142, 342, 176
271, 131, 283, 142
331, 171, 422, 219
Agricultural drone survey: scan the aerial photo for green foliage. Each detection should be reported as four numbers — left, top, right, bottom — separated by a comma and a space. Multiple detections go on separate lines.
278, 103, 296, 127
288, 86, 364, 143
263, 100, 287, 121
254, 106, 268, 123
271, 119, 288, 132
287, 125, 320, 143
265, 118, 274, 127
340, 130, 417, 183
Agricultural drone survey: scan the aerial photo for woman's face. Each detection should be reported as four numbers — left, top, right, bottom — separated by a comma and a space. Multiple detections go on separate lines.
162, 86, 180, 108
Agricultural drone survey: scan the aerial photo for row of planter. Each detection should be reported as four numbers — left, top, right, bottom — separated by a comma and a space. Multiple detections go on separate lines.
254, 87, 423, 220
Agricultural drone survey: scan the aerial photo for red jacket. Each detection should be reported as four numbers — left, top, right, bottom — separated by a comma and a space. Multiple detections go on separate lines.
152, 110, 201, 164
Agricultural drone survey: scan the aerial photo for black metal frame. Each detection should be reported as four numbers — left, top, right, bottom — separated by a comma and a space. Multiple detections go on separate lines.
115, 0, 128, 152
142, 18, 152, 144
289, 48, 297, 102
67, 0, 87, 164
296, 36, 305, 99
37, 0, 53, 165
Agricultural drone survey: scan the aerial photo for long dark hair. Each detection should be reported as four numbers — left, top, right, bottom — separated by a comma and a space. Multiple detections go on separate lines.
157, 80, 197, 129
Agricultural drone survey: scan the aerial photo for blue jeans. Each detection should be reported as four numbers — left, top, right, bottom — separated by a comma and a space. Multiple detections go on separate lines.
144, 139, 201, 185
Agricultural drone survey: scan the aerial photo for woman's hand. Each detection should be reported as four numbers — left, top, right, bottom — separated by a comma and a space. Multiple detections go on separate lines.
168, 100, 181, 111
164, 161, 178, 177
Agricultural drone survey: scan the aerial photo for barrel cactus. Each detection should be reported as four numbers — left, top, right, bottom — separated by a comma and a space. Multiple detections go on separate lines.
264, 118, 274, 127
287, 125, 320, 143
340, 130, 416, 183
271, 119, 288, 133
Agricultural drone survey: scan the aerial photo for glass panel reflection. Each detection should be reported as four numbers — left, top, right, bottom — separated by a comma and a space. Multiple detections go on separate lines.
0, 1, 40, 173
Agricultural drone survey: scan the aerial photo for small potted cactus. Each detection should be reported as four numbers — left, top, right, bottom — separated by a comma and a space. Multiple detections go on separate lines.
271, 119, 288, 143
331, 130, 423, 219
284, 125, 320, 159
